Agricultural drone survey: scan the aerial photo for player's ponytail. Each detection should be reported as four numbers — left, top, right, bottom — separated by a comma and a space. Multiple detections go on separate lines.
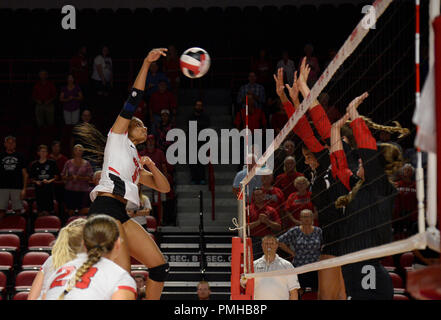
335, 179, 364, 209
72, 123, 106, 165
52, 218, 87, 270
58, 215, 120, 300
344, 116, 410, 140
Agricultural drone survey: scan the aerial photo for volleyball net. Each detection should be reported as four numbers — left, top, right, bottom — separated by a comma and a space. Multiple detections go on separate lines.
231, 0, 440, 298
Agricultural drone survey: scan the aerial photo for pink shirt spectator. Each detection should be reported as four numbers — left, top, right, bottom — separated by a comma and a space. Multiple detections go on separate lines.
61, 159, 93, 192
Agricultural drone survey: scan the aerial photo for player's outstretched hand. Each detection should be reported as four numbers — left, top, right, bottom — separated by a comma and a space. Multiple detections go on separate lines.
346, 92, 368, 120
285, 71, 299, 102
145, 48, 168, 63
273, 68, 285, 98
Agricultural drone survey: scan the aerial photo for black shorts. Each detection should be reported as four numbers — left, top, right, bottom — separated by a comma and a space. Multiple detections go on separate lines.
88, 196, 130, 223
298, 271, 319, 290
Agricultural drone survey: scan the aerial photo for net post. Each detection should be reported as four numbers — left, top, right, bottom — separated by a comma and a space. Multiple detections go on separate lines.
230, 236, 254, 300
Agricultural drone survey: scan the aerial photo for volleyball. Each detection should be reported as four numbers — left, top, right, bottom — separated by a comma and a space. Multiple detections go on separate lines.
179, 47, 211, 79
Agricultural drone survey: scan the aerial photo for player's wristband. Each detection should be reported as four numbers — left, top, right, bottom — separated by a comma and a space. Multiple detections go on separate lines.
120, 88, 144, 119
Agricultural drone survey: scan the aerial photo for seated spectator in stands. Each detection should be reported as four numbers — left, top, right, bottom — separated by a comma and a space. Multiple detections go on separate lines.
197, 281, 211, 300
127, 186, 152, 231
69, 45, 89, 93
274, 156, 304, 200
145, 62, 170, 100
232, 154, 262, 199
60, 74, 84, 125
153, 109, 175, 154
251, 48, 272, 91
49, 141, 68, 215
32, 69, 57, 128
248, 187, 282, 259
133, 274, 147, 300
186, 100, 210, 185
149, 80, 177, 130
299, 44, 320, 87
91, 45, 113, 96
318, 92, 341, 124
273, 139, 296, 178
92, 170, 101, 186
276, 50, 296, 86
251, 235, 300, 300
261, 170, 285, 212
270, 98, 289, 135
284, 176, 315, 230
394, 163, 418, 237
29, 145, 59, 216
163, 44, 181, 95
234, 93, 267, 134
278, 209, 322, 294
139, 135, 168, 175
0, 136, 28, 218
61, 144, 93, 217
236, 72, 266, 110
80, 109, 93, 124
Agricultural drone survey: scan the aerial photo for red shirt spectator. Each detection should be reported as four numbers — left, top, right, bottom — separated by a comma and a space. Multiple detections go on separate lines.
70, 46, 89, 87
248, 189, 282, 237
274, 156, 304, 199
32, 76, 57, 104
394, 164, 417, 223
139, 135, 168, 175
261, 173, 285, 211
149, 81, 177, 116
234, 96, 267, 132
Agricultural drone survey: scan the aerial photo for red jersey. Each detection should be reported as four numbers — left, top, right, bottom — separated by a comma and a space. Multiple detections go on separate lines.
274, 171, 304, 199
394, 179, 417, 222
262, 186, 285, 211
234, 108, 267, 131
248, 203, 281, 237
284, 191, 315, 229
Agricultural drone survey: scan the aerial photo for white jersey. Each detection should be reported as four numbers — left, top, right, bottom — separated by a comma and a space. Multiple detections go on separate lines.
253, 254, 300, 300
90, 130, 142, 207
38, 256, 56, 300
44, 253, 136, 300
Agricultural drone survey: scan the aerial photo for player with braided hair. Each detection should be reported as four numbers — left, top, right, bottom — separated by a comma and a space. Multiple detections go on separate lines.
44, 215, 136, 300
28, 218, 87, 300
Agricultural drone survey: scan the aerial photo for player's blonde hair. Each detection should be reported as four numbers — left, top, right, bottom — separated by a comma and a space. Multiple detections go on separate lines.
58, 215, 120, 300
51, 218, 87, 270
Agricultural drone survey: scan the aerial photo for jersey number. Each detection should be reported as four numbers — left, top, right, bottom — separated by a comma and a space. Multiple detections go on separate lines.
132, 157, 140, 183
50, 266, 98, 290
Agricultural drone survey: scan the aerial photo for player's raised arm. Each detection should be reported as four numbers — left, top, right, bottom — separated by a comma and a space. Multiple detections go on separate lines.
111, 48, 167, 134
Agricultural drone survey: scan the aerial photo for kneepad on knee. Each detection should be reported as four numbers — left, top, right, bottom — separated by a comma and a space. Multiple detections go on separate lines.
148, 263, 170, 282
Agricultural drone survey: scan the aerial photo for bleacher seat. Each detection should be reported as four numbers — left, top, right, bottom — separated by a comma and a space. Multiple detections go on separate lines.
0, 271, 6, 298
380, 256, 396, 272
389, 272, 405, 294
0, 234, 20, 253
0, 215, 26, 237
34, 215, 61, 234
393, 293, 410, 300
0, 251, 14, 273
400, 252, 415, 271
66, 215, 88, 226
13, 291, 29, 300
131, 270, 149, 281
27, 233, 55, 253
301, 290, 318, 300
21, 252, 50, 271
14, 270, 38, 292
130, 256, 148, 271
146, 216, 157, 233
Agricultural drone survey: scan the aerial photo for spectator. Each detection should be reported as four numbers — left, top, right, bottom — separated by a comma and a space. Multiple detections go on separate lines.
133, 274, 147, 300
80, 109, 93, 124
236, 72, 266, 110
324, 47, 337, 69
284, 176, 315, 230
394, 163, 418, 237
197, 281, 211, 300
60, 74, 84, 125
261, 171, 285, 212
29, 145, 59, 216
186, 100, 210, 185
69, 45, 89, 92
248, 187, 282, 258
251, 235, 300, 300
273, 139, 296, 178
139, 135, 168, 175
49, 141, 68, 216
91, 45, 113, 96
274, 156, 304, 200
251, 48, 272, 91
232, 154, 262, 199
32, 69, 57, 128
234, 93, 267, 132
149, 80, 177, 130
270, 98, 289, 135
153, 109, 175, 155
318, 92, 341, 124
299, 44, 320, 87
163, 44, 181, 94
127, 186, 152, 231
61, 144, 93, 217
0, 136, 28, 218
278, 209, 322, 294
276, 50, 296, 85
145, 62, 170, 100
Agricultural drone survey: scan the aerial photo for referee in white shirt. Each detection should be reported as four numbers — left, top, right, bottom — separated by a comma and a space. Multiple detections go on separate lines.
253, 235, 300, 300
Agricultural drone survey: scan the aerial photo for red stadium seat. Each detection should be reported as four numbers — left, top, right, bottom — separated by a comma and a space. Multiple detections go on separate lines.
0, 271, 6, 297
21, 252, 50, 270
380, 256, 396, 272
393, 293, 410, 300
27, 233, 56, 252
301, 291, 318, 300
130, 256, 148, 271
389, 272, 405, 294
146, 216, 157, 233
13, 291, 29, 300
66, 215, 88, 226
400, 252, 415, 271
0, 215, 26, 237
0, 251, 13, 272
0, 234, 20, 253
15, 270, 38, 292
34, 215, 61, 234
